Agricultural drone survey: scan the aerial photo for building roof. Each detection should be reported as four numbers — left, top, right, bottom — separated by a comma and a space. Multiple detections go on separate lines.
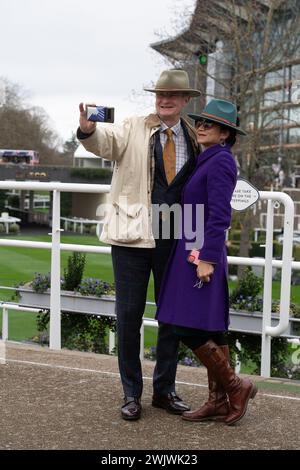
74, 144, 100, 160
150, 0, 285, 61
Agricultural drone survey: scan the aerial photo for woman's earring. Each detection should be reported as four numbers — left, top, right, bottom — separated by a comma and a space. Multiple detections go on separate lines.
220, 139, 226, 147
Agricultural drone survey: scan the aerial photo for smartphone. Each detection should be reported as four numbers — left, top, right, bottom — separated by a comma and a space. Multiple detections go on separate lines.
87, 106, 115, 123
187, 249, 200, 266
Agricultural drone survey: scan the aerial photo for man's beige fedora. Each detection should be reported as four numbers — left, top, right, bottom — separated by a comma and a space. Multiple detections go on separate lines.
144, 69, 201, 97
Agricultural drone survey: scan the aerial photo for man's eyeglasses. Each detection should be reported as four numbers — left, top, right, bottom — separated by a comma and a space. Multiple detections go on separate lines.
195, 119, 215, 130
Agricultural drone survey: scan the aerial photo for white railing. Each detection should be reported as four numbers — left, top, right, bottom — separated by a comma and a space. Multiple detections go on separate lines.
61, 217, 102, 234
0, 181, 298, 378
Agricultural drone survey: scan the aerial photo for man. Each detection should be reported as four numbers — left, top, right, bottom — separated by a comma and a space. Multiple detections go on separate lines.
77, 69, 200, 420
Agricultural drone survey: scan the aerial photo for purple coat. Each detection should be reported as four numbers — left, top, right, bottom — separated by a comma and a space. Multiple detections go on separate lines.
156, 143, 237, 331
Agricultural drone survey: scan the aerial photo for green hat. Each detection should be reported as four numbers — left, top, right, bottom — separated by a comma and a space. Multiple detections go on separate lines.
188, 99, 246, 135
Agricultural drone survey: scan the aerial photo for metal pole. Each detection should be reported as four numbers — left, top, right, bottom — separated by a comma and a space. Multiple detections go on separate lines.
49, 190, 61, 350
261, 199, 274, 377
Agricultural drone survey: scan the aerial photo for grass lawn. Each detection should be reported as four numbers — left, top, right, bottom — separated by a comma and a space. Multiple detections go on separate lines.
0, 233, 299, 352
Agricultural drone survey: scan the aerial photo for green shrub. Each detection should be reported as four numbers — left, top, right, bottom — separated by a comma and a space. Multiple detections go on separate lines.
9, 223, 20, 233
34, 251, 116, 354
62, 252, 86, 291
228, 268, 299, 379
227, 332, 290, 378
36, 309, 116, 354
227, 242, 239, 257
293, 245, 300, 261
230, 267, 263, 311
0, 223, 5, 233
250, 242, 265, 257
0, 190, 6, 212
273, 241, 282, 258
89, 224, 97, 235
291, 271, 300, 285
61, 193, 72, 218
229, 230, 241, 242
70, 168, 112, 180
230, 214, 241, 230
250, 241, 283, 258
226, 242, 239, 275
7, 194, 19, 207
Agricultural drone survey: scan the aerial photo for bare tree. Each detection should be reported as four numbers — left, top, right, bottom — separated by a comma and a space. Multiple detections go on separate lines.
0, 78, 63, 165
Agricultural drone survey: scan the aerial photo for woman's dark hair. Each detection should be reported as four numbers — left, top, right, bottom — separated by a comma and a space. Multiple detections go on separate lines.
225, 128, 237, 147
220, 116, 240, 147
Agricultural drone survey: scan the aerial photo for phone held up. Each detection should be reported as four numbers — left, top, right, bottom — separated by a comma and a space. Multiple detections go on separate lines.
87, 105, 114, 123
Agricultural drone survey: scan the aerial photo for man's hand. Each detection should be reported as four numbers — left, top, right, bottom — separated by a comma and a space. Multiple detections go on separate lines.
196, 261, 214, 283
79, 102, 97, 134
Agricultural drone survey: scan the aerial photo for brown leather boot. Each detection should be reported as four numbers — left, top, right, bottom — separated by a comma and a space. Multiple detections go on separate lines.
192, 340, 257, 426
182, 345, 230, 422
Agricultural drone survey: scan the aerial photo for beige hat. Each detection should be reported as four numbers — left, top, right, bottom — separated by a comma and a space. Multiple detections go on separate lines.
144, 69, 201, 97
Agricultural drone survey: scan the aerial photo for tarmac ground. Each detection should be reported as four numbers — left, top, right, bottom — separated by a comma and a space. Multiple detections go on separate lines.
1, 342, 300, 450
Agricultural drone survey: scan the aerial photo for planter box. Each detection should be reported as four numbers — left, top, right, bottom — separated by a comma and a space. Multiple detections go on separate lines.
16, 289, 300, 337
17, 288, 116, 317
229, 309, 300, 336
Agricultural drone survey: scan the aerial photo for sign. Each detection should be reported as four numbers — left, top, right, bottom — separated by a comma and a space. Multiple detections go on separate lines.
231, 178, 260, 211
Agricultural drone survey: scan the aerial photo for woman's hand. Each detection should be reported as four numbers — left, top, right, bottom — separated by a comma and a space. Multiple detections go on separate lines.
196, 260, 214, 283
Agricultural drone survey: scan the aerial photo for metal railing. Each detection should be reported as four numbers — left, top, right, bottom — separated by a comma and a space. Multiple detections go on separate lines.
0, 181, 298, 378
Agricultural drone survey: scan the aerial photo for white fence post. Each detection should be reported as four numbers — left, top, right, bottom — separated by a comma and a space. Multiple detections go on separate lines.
235, 339, 241, 374
2, 306, 8, 341
49, 189, 62, 350
261, 199, 274, 377
109, 330, 115, 354
0, 305, 8, 364
0, 340, 6, 364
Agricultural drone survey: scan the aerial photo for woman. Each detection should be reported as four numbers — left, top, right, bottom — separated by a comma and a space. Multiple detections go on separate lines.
156, 99, 257, 426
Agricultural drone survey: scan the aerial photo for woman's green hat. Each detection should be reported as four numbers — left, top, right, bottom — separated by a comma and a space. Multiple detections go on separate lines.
188, 99, 247, 135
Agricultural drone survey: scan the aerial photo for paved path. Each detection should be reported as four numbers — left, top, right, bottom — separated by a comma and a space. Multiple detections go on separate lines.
0, 342, 300, 450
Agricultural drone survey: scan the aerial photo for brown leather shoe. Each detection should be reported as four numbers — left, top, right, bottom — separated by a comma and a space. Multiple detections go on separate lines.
152, 392, 190, 414
121, 397, 141, 421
